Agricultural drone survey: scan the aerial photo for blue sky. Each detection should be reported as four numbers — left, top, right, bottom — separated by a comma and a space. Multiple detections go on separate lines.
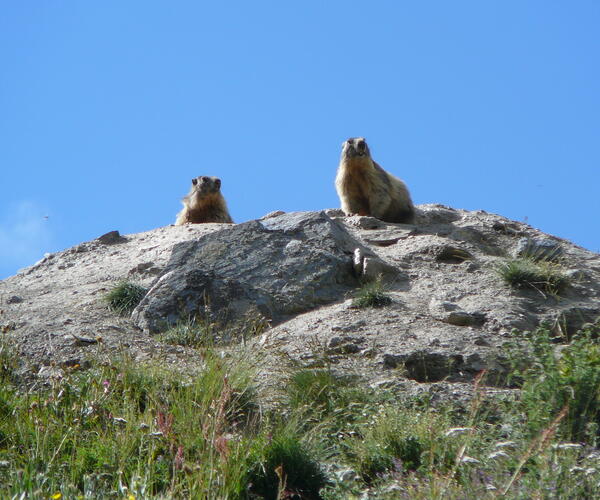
1, 1, 599, 279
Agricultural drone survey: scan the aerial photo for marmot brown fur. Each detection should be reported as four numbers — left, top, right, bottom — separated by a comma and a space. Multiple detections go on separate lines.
335, 137, 415, 223
175, 176, 234, 225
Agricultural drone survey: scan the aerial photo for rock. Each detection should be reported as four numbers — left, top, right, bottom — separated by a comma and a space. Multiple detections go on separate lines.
429, 299, 485, 327
433, 245, 473, 264
260, 210, 285, 219
128, 262, 162, 276
363, 228, 415, 247
416, 204, 462, 224
514, 237, 563, 261
6, 295, 23, 304
327, 336, 362, 354
97, 230, 126, 245
345, 216, 385, 230
353, 247, 402, 283
133, 212, 382, 334
383, 351, 464, 382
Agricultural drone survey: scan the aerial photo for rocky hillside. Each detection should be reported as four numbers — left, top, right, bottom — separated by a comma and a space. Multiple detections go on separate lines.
1, 205, 599, 397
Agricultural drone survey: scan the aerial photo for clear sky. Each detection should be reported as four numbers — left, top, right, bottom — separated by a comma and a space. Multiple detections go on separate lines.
1, 1, 599, 280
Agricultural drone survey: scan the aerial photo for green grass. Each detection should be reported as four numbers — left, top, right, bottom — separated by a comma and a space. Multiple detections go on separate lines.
3, 325, 600, 498
105, 281, 147, 315
158, 316, 215, 348
507, 325, 600, 442
159, 312, 270, 348
352, 277, 392, 308
496, 257, 569, 295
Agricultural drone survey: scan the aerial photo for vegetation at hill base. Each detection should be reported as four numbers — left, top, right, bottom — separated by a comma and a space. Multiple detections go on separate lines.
1, 322, 600, 498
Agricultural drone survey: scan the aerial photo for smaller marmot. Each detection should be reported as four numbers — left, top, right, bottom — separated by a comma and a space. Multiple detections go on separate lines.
175, 176, 234, 225
335, 137, 415, 224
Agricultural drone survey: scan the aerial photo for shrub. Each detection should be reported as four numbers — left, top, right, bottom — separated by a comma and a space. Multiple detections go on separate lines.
104, 281, 147, 315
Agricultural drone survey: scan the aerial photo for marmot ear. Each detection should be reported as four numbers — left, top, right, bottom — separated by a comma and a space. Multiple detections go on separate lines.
191, 178, 198, 185
214, 178, 221, 189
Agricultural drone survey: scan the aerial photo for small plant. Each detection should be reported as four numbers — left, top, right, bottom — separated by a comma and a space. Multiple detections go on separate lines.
0, 333, 18, 384
508, 325, 600, 442
345, 406, 455, 482
352, 276, 392, 308
248, 427, 327, 500
159, 316, 214, 348
105, 281, 147, 315
496, 257, 569, 295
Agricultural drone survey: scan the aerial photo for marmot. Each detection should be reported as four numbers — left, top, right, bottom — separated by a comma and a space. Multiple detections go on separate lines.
335, 137, 415, 224
175, 176, 234, 225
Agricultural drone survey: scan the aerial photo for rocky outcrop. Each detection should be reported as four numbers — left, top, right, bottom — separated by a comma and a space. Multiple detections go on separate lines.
132, 211, 397, 334
1, 205, 599, 397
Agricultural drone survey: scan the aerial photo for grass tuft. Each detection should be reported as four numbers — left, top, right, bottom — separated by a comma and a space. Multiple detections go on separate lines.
248, 427, 327, 500
508, 325, 600, 442
159, 316, 214, 348
104, 281, 147, 315
496, 257, 569, 295
352, 277, 392, 308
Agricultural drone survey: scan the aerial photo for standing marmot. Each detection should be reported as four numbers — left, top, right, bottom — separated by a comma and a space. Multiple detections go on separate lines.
175, 176, 234, 225
335, 137, 415, 223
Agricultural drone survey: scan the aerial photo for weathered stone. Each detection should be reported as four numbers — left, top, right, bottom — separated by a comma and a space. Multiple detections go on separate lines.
327, 336, 363, 354
97, 230, 126, 245
363, 228, 416, 247
434, 245, 473, 264
429, 298, 485, 327
132, 212, 380, 334
352, 247, 402, 283
345, 216, 385, 230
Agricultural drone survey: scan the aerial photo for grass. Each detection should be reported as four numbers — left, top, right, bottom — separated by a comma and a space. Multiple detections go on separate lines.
496, 257, 569, 295
105, 281, 147, 315
158, 316, 215, 348
507, 325, 600, 442
159, 312, 270, 348
352, 276, 392, 308
2, 324, 600, 498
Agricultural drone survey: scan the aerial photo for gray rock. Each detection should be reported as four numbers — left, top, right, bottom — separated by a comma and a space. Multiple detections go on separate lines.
132, 212, 378, 334
6, 295, 23, 304
429, 299, 485, 327
353, 247, 402, 283
345, 215, 385, 230
97, 230, 126, 245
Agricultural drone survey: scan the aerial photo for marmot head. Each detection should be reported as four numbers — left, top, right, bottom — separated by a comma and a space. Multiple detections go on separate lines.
341, 137, 371, 160
190, 176, 222, 195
